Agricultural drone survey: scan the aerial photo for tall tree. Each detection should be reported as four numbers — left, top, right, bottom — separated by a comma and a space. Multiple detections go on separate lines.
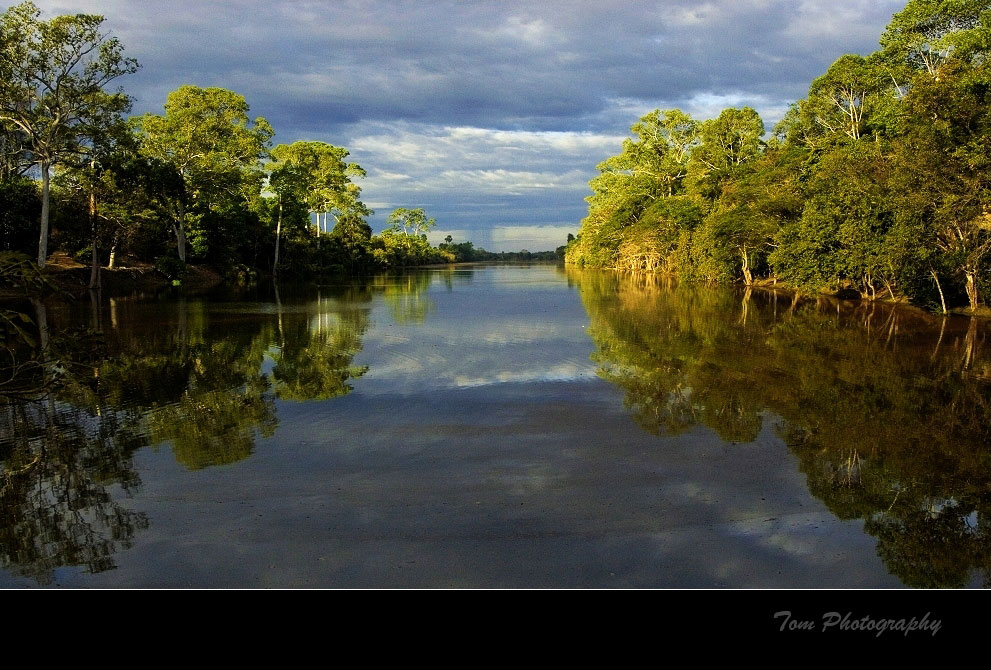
54, 119, 137, 286
266, 159, 307, 275
806, 55, 883, 142
687, 106, 765, 202
892, 58, 991, 310
385, 207, 436, 250
0, 1, 138, 267
879, 0, 991, 78
134, 86, 273, 263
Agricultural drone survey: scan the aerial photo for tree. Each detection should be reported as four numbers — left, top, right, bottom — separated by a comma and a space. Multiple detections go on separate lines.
266, 159, 308, 275
134, 86, 273, 263
687, 107, 765, 203
590, 109, 699, 208
702, 149, 804, 285
268, 141, 369, 272
0, 1, 138, 267
54, 117, 136, 287
879, 0, 991, 78
310, 144, 369, 233
892, 58, 991, 310
385, 207, 436, 250
568, 109, 703, 270
807, 55, 884, 142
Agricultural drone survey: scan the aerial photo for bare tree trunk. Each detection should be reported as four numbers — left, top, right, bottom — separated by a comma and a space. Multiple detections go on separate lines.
273, 198, 282, 276
881, 277, 895, 301
38, 161, 51, 268
931, 269, 947, 314
175, 199, 187, 263
965, 269, 979, 311
88, 183, 101, 289
740, 247, 753, 285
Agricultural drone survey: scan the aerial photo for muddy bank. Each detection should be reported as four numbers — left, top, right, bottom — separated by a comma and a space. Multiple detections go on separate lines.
33, 263, 223, 298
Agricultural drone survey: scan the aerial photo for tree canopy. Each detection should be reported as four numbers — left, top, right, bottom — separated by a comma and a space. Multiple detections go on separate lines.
0, 1, 138, 266
567, 0, 991, 313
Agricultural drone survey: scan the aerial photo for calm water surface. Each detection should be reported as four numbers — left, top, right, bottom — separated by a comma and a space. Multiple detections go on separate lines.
1, 264, 990, 587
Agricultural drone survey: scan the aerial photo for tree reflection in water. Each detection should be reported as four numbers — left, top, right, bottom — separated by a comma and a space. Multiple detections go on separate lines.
272, 284, 370, 401
0, 282, 378, 582
573, 268, 991, 588
378, 271, 434, 325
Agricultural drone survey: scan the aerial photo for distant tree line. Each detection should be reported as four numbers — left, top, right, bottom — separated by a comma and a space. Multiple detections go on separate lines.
566, 0, 991, 312
0, 2, 552, 287
436, 233, 563, 263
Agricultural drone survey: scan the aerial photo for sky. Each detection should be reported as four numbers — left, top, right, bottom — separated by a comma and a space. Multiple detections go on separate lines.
31, 0, 909, 251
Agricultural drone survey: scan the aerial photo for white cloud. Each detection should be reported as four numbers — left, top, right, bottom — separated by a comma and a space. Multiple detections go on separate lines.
426, 229, 468, 245
339, 122, 615, 239
490, 226, 576, 249
453, 363, 595, 388
30, 0, 906, 247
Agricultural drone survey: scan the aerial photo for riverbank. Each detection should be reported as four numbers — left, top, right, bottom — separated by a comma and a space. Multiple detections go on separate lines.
574, 267, 991, 321
23, 253, 224, 298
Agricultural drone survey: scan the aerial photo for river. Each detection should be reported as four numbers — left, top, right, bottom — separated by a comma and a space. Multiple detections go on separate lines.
1, 264, 989, 587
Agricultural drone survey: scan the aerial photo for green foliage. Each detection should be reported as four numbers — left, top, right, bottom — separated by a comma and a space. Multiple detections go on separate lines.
0, 1, 139, 266
270, 141, 368, 219
570, 2, 991, 310
154, 254, 186, 281
574, 270, 991, 586
134, 85, 273, 263
879, 0, 991, 76
686, 106, 765, 203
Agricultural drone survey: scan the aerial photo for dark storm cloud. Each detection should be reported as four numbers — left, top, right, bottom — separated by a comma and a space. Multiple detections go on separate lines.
38, 0, 905, 131
33, 0, 909, 248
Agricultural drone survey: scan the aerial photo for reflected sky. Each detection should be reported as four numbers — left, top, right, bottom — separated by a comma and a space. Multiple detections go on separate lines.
357, 265, 599, 393
2, 265, 987, 587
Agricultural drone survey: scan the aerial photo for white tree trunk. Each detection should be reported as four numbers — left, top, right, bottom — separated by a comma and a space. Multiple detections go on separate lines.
273, 199, 282, 275
38, 161, 51, 267
89, 186, 100, 289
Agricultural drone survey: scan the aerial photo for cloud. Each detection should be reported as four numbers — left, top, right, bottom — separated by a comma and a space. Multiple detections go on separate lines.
490, 226, 577, 250
35, 0, 906, 132
30, 0, 908, 246
339, 122, 613, 243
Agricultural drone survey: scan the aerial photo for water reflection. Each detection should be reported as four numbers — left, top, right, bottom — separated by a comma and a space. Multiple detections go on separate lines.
272, 286, 371, 401
4, 265, 991, 587
0, 398, 148, 584
0, 279, 386, 580
573, 269, 991, 587
378, 272, 434, 325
